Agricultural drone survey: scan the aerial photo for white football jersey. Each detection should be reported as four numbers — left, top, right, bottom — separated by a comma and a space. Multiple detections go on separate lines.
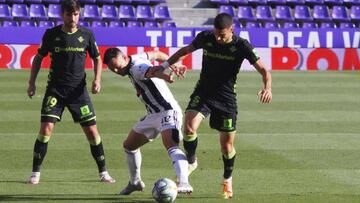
127, 53, 181, 114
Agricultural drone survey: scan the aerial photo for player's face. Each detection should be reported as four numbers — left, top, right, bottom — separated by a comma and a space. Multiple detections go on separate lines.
214, 26, 233, 44
108, 54, 127, 75
61, 10, 80, 29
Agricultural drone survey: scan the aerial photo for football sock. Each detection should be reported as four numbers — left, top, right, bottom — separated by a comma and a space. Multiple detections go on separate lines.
32, 134, 50, 172
183, 133, 198, 164
222, 148, 236, 179
168, 146, 189, 184
89, 139, 106, 173
125, 149, 142, 185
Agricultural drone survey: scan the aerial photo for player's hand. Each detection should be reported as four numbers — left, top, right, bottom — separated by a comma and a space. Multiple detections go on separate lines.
163, 72, 175, 84
92, 79, 101, 94
257, 89, 272, 103
170, 65, 187, 78
27, 83, 36, 99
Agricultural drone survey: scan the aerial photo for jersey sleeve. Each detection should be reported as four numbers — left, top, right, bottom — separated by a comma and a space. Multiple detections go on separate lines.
191, 31, 206, 50
87, 32, 100, 59
37, 29, 51, 57
241, 39, 260, 65
131, 53, 149, 61
130, 63, 151, 81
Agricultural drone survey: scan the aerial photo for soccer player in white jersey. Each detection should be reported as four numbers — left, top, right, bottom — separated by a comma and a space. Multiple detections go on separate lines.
103, 48, 193, 195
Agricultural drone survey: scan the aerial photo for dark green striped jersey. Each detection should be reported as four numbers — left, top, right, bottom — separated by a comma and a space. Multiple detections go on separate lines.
38, 25, 100, 87
191, 30, 259, 104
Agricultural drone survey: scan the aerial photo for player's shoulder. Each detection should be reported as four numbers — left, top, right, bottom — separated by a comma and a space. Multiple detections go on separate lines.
44, 25, 62, 35
197, 30, 213, 38
233, 36, 252, 48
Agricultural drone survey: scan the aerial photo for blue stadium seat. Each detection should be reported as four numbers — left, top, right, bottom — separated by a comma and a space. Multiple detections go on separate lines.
8, 0, 25, 4
114, 0, 132, 4
24, 0, 42, 4
0, 0, 5, 2
132, 0, 150, 4
305, 0, 324, 6
344, 0, 360, 6
38, 20, 54, 27
102, 4, 118, 20
219, 5, 235, 18
233, 19, 242, 27
264, 21, 279, 28
79, 0, 96, 4
350, 5, 360, 22
149, 0, 166, 5
91, 20, 107, 27
245, 21, 261, 27
237, 6, 256, 21
136, 5, 154, 21
119, 4, 136, 21
42, 0, 60, 4
3, 20, 19, 26
339, 22, 354, 27
324, 0, 343, 5
256, 5, 274, 21
332, 5, 350, 22
294, 5, 313, 22
302, 21, 318, 27
78, 20, 90, 27
48, 4, 60, 19
275, 5, 293, 21
162, 21, 176, 27
29, 4, 47, 20
320, 21, 336, 27
248, 0, 267, 5
127, 20, 142, 27
0, 4, 12, 20
144, 21, 158, 27
83, 4, 101, 20
267, 0, 286, 5
154, 5, 171, 21
286, 0, 305, 5
12, 4, 30, 20
109, 20, 125, 27
210, 0, 230, 5
97, 0, 114, 4
313, 5, 332, 22
20, 20, 36, 27
283, 21, 299, 28
229, 0, 248, 5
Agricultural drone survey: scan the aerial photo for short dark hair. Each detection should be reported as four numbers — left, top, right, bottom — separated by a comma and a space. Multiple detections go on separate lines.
103, 47, 121, 65
214, 13, 233, 29
61, 0, 80, 13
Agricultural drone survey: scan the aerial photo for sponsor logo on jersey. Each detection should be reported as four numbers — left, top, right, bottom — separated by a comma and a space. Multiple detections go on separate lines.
54, 47, 85, 53
203, 50, 235, 61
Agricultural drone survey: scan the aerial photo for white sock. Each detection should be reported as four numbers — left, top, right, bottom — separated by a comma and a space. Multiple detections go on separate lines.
125, 149, 142, 185
168, 146, 189, 184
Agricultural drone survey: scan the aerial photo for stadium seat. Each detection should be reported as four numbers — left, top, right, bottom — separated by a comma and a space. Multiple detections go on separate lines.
305, 0, 325, 6
210, 0, 230, 5
332, 5, 350, 22
48, 4, 61, 19
8, 0, 25, 4
339, 22, 355, 27
229, 0, 248, 6
127, 20, 142, 27
350, 5, 360, 22
136, 5, 154, 21
149, 0, 166, 5
320, 21, 336, 27
78, 20, 90, 27
114, 0, 132, 4
237, 6, 256, 22
96, 0, 114, 4
286, 0, 305, 5
132, 0, 150, 4
109, 20, 125, 27
162, 21, 176, 27
119, 5, 136, 21
38, 20, 54, 27
233, 19, 242, 27
0, 4, 12, 20
12, 4, 30, 20
264, 21, 279, 27
0, 0, 5, 3
20, 20, 36, 27
79, 0, 96, 4
313, 5, 332, 22
101, 5, 118, 20
248, 0, 267, 6
324, 0, 343, 5
344, 0, 360, 6
91, 20, 107, 27
154, 5, 172, 21
144, 21, 158, 27
256, 5, 274, 21
219, 5, 235, 18
24, 0, 42, 4
42, 0, 61, 4
245, 21, 261, 27
29, 4, 47, 20
267, 0, 286, 6
302, 21, 318, 27
83, 4, 101, 20
283, 21, 299, 27
275, 5, 294, 21
2, 20, 18, 27
294, 5, 313, 22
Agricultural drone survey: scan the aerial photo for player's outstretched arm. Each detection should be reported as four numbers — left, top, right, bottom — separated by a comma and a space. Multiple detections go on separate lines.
27, 54, 43, 99
146, 66, 174, 83
253, 60, 272, 103
92, 57, 102, 94
146, 51, 169, 62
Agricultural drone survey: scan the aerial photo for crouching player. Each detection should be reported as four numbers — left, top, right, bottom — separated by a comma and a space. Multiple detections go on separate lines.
103, 48, 193, 195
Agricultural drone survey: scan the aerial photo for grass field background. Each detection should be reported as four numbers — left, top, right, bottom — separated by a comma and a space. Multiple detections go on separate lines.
0, 69, 360, 203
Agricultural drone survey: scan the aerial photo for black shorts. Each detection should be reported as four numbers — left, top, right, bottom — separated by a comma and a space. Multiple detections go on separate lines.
40, 85, 96, 126
185, 93, 237, 132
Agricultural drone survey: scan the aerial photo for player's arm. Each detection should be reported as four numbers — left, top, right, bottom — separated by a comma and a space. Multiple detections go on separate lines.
92, 57, 102, 94
146, 51, 169, 62
27, 54, 44, 99
253, 59, 272, 103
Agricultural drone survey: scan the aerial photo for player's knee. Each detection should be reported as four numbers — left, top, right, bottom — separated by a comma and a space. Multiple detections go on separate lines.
183, 130, 197, 142
183, 125, 196, 137
171, 129, 180, 144
222, 147, 236, 159
40, 123, 54, 136
221, 144, 235, 156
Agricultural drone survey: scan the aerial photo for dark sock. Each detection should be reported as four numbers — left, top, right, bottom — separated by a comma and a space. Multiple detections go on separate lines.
32, 139, 48, 172
183, 137, 198, 164
222, 154, 236, 179
90, 142, 106, 173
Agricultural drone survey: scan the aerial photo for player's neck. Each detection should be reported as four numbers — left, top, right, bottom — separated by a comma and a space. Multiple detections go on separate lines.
61, 25, 78, 34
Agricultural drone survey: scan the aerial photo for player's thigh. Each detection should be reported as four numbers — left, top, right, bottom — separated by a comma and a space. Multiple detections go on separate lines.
160, 110, 183, 149
185, 94, 209, 133
40, 88, 65, 123
209, 109, 237, 132
123, 129, 150, 151
67, 88, 96, 124
219, 131, 235, 153
133, 114, 161, 141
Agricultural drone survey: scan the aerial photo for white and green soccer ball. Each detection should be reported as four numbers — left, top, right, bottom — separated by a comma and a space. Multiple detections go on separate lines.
152, 178, 178, 203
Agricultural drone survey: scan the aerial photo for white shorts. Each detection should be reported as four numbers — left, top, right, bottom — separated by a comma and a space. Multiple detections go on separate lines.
133, 109, 183, 141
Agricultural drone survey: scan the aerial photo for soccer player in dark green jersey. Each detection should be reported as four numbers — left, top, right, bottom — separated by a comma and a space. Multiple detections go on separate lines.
26, 0, 114, 184
156, 13, 272, 199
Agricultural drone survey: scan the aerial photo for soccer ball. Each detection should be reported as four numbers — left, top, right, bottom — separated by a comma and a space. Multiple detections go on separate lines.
152, 178, 178, 203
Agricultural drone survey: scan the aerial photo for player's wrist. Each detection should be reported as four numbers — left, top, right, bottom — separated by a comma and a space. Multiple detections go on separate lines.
160, 61, 170, 71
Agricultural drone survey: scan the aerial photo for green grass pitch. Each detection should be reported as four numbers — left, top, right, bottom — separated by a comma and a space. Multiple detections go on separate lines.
0, 69, 360, 203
